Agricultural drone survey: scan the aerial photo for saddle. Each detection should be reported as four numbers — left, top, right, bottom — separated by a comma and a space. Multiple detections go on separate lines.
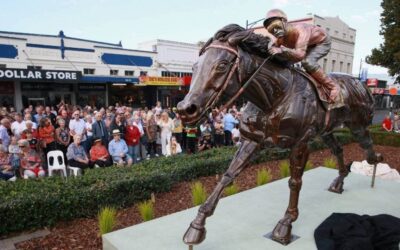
293, 68, 344, 110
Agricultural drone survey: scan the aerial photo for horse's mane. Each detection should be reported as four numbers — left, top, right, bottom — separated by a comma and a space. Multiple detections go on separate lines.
199, 24, 271, 58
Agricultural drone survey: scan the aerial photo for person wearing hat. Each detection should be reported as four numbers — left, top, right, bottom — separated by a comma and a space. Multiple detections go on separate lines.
108, 129, 132, 166
263, 9, 340, 105
198, 131, 213, 152
89, 138, 112, 167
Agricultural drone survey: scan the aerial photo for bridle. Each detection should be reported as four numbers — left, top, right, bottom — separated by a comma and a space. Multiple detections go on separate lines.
202, 43, 271, 113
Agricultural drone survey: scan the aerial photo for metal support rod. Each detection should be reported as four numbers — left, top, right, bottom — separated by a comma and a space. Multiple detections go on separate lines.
371, 164, 377, 188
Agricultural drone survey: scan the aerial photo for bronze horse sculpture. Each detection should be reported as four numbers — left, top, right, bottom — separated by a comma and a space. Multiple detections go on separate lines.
177, 24, 382, 245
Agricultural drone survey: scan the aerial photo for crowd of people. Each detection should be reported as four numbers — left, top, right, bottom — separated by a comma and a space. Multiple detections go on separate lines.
0, 101, 243, 181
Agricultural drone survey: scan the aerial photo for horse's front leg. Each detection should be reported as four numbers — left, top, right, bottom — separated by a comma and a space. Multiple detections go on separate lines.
183, 139, 259, 245
272, 141, 309, 245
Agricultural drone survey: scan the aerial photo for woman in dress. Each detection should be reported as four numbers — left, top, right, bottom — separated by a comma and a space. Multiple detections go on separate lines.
157, 111, 173, 156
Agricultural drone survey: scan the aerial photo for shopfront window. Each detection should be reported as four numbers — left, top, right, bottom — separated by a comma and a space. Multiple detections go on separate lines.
21, 82, 74, 108
78, 84, 107, 108
109, 84, 146, 108
83, 68, 95, 75
0, 81, 14, 107
27, 65, 42, 70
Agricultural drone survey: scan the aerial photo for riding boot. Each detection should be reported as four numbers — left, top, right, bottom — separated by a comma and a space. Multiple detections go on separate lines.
310, 69, 339, 103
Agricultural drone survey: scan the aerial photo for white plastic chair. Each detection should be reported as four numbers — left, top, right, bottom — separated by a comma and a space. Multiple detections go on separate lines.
47, 150, 67, 177
67, 166, 82, 177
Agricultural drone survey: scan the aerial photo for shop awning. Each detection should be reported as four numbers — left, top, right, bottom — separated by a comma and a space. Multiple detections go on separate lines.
81, 75, 139, 84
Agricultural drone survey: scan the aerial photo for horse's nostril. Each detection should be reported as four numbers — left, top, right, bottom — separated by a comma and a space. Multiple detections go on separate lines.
185, 104, 198, 116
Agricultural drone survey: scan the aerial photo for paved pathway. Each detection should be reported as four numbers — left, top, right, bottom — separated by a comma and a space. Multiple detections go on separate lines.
0, 230, 50, 250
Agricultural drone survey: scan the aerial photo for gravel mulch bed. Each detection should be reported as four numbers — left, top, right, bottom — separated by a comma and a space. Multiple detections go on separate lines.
15, 143, 400, 250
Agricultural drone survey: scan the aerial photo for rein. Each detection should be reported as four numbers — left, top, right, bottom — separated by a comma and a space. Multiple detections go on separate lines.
204, 44, 271, 111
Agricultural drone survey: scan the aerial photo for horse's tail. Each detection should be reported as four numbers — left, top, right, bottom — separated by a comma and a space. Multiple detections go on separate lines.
331, 74, 374, 124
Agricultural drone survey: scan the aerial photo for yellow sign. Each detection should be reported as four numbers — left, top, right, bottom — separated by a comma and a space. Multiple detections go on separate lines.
139, 76, 183, 86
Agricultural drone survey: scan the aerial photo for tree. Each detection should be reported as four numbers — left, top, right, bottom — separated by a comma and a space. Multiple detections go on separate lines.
365, 0, 400, 81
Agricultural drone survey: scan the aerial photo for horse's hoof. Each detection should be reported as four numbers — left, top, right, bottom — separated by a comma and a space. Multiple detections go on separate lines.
328, 179, 344, 194
183, 224, 206, 245
272, 220, 292, 245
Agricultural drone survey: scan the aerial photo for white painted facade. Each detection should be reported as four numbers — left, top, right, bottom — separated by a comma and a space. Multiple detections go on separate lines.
137, 39, 200, 77
0, 31, 157, 77
0, 30, 158, 110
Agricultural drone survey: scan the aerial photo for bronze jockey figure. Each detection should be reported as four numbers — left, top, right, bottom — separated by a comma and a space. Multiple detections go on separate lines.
263, 9, 340, 104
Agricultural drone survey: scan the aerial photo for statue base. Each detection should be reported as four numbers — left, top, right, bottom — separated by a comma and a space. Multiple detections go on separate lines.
103, 167, 399, 250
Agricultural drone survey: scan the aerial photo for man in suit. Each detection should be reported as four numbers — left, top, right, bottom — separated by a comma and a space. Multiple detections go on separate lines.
92, 112, 109, 147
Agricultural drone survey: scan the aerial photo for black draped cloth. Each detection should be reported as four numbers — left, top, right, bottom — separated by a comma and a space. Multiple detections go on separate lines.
314, 213, 400, 250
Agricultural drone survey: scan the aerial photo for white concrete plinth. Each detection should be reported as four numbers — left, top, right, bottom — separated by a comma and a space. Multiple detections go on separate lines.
103, 167, 400, 250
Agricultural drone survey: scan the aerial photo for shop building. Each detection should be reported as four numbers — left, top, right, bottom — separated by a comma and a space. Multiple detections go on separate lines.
138, 39, 200, 108
0, 30, 157, 111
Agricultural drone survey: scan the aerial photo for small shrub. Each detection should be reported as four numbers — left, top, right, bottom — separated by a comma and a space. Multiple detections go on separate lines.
191, 182, 207, 206
304, 160, 313, 171
224, 182, 239, 196
323, 157, 337, 169
279, 160, 290, 178
137, 200, 154, 222
98, 207, 117, 235
256, 169, 271, 186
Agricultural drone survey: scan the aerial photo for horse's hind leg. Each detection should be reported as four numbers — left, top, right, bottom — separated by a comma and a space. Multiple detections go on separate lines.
272, 141, 309, 245
350, 126, 383, 165
321, 133, 349, 193
183, 139, 259, 245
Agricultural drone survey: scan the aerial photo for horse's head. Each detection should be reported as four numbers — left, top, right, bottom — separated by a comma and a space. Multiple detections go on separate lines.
177, 24, 270, 125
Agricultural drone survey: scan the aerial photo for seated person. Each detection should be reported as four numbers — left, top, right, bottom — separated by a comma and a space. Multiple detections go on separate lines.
67, 134, 94, 173
19, 139, 45, 179
382, 115, 393, 132
0, 144, 15, 181
166, 136, 182, 157
108, 129, 132, 166
198, 131, 214, 152
20, 121, 38, 139
90, 138, 112, 167
8, 136, 21, 170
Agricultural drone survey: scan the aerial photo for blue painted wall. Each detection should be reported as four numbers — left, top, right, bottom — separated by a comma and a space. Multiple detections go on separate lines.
0, 44, 18, 59
101, 53, 153, 67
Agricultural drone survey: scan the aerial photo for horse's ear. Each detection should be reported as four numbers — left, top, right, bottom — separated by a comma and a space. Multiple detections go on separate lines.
199, 37, 213, 56
228, 30, 253, 46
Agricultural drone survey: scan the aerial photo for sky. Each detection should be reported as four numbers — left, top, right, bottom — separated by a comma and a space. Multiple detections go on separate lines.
0, 0, 388, 76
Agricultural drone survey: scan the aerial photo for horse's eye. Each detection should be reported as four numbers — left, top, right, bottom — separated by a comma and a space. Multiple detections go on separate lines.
216, 62, 228, 72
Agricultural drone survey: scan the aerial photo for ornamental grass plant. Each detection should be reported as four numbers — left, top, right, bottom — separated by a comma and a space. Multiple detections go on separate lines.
256, 168, 271, 186
137, 200, 154, 222
304, 160, 313, 171
224, 182, 239, 196
323, 157, 337, 169
191, 182, 207, 206
98, 207, 117, 235
279, 160, 291, 178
